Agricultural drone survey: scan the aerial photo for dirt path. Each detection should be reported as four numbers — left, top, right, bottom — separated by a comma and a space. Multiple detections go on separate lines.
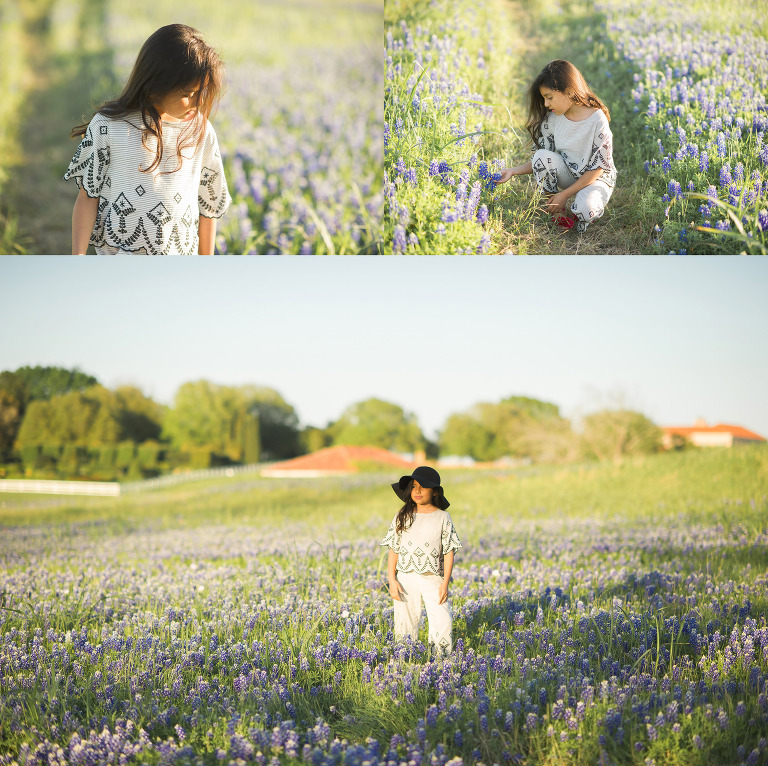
8, 0, 118, 254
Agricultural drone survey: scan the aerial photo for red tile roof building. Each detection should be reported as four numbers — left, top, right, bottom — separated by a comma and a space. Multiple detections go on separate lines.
662, 420, 766, 449
262, 445, 416, 477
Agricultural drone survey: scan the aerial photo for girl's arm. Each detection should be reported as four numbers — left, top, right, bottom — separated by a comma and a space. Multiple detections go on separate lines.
72, 188, 99, 255
198, 216, 217, 255
388, 549, 402, 600
496, 160, 533, 184
546, 168, 604, 214
438, 550, 454, 604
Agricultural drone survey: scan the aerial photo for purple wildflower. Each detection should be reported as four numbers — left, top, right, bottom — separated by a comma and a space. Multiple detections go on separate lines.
392, 224, 407, 254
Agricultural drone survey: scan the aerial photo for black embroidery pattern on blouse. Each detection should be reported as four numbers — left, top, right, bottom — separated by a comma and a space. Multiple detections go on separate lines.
65, 115, 231, 253
380, 514, 462, 577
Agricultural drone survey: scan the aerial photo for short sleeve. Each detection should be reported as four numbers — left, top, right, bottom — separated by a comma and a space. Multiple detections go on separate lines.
64, 113, 110, 197
584, 115, 614, 174
441, 512, 462, 554
198, 123, 231, 218
538, 116, 556, 152
379, 516, 401, 553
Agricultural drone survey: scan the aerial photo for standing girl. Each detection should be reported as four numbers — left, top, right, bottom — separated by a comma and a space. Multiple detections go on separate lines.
496, 59, 616, 233
380, 466, 462, 658
65, 24, 231, 255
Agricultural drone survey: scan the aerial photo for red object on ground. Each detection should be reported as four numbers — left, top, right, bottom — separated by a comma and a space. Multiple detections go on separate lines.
552, 214, 577, 229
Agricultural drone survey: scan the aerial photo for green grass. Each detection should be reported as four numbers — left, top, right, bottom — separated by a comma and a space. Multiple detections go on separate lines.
2, 446, 766, 539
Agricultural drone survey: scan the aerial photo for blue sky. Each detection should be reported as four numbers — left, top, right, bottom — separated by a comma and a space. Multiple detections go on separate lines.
1, 256, 766, 439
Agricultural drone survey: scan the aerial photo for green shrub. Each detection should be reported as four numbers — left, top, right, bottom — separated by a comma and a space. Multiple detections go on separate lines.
19, 445, 41, 468
137, 441, 160, 469
187, 447, 213, 470
115, 441, 135, 468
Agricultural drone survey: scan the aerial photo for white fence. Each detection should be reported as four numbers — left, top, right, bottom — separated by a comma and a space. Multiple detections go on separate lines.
0, 464, 267, 497
0, 479, 121, 497
120, 463, 265, 493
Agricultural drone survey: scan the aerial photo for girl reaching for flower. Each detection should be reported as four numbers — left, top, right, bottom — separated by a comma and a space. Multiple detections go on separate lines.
65, 24, 231, 254
495, 59, 616, 233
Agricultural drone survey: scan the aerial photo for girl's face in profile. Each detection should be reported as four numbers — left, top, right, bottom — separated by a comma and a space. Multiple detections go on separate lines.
154, 83, 201, 122
411, 480, 434, 506
540, 86, 572, 116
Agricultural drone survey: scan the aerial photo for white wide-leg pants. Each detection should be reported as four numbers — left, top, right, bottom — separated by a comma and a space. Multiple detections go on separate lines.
394, 571, 453, 657
532, 149, 613, 233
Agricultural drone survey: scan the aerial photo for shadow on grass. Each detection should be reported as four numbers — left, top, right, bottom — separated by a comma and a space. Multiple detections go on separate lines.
11, 0, 120, 253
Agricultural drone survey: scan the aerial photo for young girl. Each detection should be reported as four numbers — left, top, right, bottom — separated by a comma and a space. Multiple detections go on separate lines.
380, 466, 462, 658
496, 59, 616, 234
65, 24, 231, 255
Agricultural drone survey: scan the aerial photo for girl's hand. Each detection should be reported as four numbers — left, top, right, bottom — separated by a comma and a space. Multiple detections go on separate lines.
495, 168, 516, 185
544, 191, 569, 215
389, 580, 403, 601
438, 581, 449, 604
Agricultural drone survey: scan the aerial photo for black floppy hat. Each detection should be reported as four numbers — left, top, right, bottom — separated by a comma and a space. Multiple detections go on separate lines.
391, 465, 450, 508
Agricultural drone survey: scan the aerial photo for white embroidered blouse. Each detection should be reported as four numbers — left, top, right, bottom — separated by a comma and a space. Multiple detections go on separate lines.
380, 509, 462, 577
64, 111, 231, 255
538, 110, 617, 189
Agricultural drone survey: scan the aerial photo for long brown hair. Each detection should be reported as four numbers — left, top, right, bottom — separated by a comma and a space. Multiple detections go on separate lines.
395, 479, 449, 534
526, 60, 610, 147
70, 24, 224, 173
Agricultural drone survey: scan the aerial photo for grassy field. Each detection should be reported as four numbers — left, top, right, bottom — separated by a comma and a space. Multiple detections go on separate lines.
384, 0, 768, 254
2, 447, 767, 764
0, 0, 381, 254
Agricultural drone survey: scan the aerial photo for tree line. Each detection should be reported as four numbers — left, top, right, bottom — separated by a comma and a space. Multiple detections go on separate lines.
0, 366, 663, 481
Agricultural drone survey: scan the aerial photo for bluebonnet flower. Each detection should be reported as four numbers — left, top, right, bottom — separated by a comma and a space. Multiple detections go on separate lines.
719, 165, 733, 187
668, 180, 683, 199
485, 172, 502, 191
478, 161, 489, 179
405, 168, 418, 185
392, 225, 407, 253
662, 157, 671, 174
716, 132, 727, 158
757, 209, 768, 232
524, 712, 538, 732
442, 205, 458, 224
699, 151, 709, 172
476, 205, 489, 224
395, 157, 406, 176
428, 159, 439, 177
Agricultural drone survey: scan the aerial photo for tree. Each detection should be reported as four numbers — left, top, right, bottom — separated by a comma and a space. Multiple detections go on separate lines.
0, 378, 26, 453
439, 395, 577, 462
327, 397, 424, 452
162, 381, 298, 461
114, 386, 165, 443
12, 365, 98, 401
15, 385, 163, 447
0, 367, 100, 453
301, 426, 331, 454
580, 409, 662, 464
